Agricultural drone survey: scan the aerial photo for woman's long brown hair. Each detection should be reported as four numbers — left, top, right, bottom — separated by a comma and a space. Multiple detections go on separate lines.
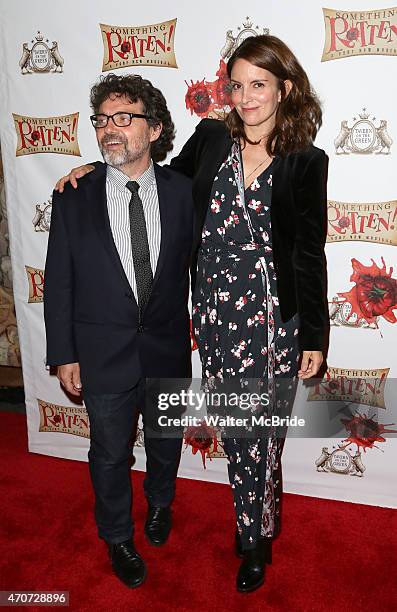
225, 35, 322, 156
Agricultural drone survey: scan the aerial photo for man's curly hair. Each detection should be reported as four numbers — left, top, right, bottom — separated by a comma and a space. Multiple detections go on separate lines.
90, 73, 175, 162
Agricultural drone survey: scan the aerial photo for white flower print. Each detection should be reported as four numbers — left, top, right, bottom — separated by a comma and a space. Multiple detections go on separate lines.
239, 357, 254, 372
235, 295, 248, 310
211, 199, 221, 213
250, 178, 260, 191
218, 290, 230, 302
276, 348, 289, 362
248, 443, 261, 463
231, 340, 247, 359
247, 311, 265, 328
224, 211, 239, 230
208, 309, 217, 324
248, 199, 263, 213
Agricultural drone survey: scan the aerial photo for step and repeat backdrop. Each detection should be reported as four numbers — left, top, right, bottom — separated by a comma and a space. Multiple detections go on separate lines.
0, 0, 396, 507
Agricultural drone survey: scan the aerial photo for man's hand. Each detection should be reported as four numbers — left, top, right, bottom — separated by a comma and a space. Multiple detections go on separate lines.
298, 350, 323, 379
57, 362, 82, 396
55, 164, 95, 193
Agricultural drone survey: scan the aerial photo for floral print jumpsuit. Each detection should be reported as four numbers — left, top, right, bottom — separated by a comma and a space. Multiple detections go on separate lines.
192, 142, 300, 549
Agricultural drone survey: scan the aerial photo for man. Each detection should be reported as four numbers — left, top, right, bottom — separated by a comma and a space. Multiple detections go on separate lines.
44, 74, 193, 588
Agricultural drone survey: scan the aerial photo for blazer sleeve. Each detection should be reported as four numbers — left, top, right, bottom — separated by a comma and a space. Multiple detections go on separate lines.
292, 149, 329, 352
169, 122, 203, 178
44, 190, 78, 365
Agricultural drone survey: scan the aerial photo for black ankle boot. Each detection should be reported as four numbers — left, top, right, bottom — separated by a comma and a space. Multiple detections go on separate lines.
236, 540, 272, 593
235, 530, 272, 564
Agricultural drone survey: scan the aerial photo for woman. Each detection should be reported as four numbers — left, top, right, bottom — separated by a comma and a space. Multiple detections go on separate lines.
56, 35, 328, 593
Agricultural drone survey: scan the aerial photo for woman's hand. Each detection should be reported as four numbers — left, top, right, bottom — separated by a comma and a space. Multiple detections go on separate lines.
298, 350, 323, 379
55, 164, 95, 193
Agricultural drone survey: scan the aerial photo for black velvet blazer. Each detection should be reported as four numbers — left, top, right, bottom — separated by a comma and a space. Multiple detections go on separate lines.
169, 118, 329, 352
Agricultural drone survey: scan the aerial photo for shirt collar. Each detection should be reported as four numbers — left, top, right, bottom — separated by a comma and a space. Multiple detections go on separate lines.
106, 160, 156, 193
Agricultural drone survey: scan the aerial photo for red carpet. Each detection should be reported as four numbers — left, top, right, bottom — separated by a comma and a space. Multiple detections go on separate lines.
0, 412, 396, 612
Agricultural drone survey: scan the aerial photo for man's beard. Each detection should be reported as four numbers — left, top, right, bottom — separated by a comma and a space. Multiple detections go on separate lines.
99, 132, 150, 168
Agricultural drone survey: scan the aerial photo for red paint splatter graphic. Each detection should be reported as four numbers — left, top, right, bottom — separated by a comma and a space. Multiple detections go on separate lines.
338, 258, 397, 324
341, 413, 397, 452
184, 423, 218, 468
185, 79, 212, 116
185, 60, 233, 119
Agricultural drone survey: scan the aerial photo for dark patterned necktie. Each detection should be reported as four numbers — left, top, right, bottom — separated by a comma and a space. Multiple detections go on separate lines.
126, 181, 153, 318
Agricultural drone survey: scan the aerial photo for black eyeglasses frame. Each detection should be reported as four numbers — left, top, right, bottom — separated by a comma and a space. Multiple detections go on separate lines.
90, 112, 150, 128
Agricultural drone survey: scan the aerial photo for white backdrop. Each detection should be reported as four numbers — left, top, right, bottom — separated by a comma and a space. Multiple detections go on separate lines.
0, 0, 396, 508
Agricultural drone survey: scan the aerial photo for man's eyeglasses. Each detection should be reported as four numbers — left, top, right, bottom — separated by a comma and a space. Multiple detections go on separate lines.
90, 112, 149, 128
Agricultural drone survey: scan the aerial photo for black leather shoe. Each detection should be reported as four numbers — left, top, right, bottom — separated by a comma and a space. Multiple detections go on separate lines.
145, 505, 172, 546
235, 530, 272, 564
108, 540, 146, 588
236, 542, 270, 593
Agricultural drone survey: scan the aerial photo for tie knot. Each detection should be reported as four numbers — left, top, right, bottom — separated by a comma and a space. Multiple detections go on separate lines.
126, 180, 139, 194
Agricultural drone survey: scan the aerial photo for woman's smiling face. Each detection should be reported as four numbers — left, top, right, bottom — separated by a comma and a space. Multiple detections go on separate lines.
230, 58, 282, 134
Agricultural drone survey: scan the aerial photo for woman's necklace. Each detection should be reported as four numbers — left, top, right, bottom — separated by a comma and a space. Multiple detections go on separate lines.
245, 154, 271, 182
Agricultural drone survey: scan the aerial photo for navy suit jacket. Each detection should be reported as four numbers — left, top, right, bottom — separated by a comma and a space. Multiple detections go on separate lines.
44, 162, 193, 393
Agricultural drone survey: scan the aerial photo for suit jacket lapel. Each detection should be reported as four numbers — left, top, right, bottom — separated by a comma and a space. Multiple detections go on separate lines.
152, 164, 171, 287
84, 164, 138, 302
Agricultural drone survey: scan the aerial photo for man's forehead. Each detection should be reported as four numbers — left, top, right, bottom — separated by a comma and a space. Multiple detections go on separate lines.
99, 94, 143, 108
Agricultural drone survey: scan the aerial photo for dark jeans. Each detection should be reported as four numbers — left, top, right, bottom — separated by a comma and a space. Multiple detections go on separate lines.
84, 379, 183, 544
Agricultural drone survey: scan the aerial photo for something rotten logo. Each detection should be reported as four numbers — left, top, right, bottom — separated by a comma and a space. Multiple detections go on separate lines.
100, 19, 177, 71
308, 366, 389, 408
26, 266, 44, 303
327, 199, 397, 245
329, 258, 397, 328
334, 108, 392, 155
185, 18, 269, 120
322, 7, 397, 61
19, 31, 64, 74
38, 400, 90, 438
13, 113, 80, 157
